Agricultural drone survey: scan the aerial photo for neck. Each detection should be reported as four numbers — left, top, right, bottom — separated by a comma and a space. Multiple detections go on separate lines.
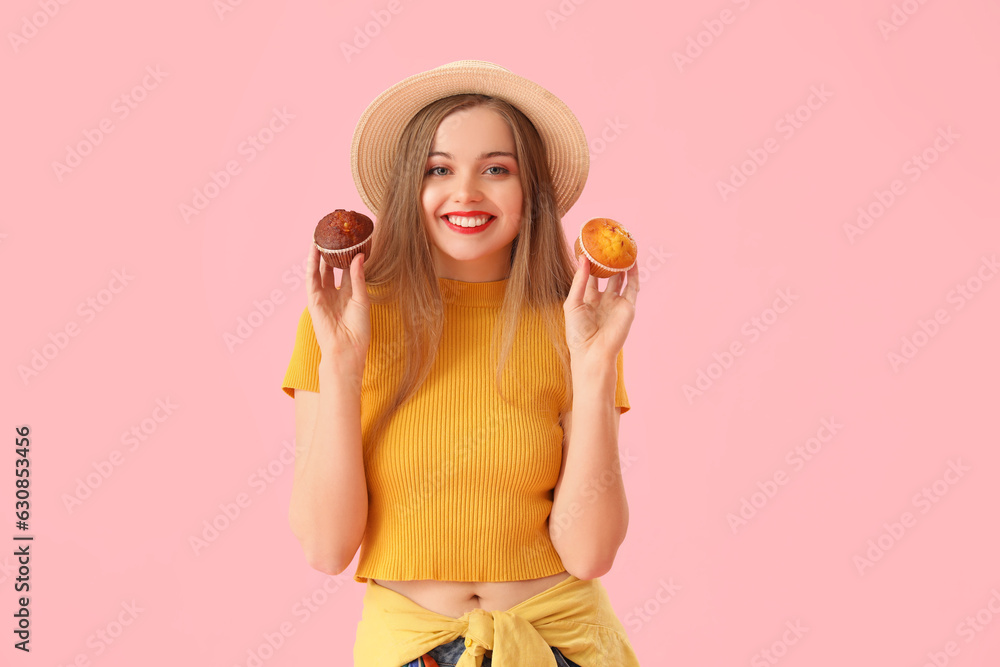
429, 247, 512, 282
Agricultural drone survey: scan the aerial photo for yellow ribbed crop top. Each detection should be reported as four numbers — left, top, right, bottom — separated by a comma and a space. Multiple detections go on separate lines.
281, 276, 629, 584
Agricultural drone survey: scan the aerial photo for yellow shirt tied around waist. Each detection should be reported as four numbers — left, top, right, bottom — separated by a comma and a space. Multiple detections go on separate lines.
354, 573, 641, 666
281, 276, 630, 585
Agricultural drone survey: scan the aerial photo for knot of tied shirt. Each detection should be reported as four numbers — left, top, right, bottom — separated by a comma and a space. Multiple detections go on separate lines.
456, 607, 560, 666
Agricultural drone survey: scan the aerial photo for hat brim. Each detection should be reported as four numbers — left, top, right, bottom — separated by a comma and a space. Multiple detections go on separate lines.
350, 60, 589, 219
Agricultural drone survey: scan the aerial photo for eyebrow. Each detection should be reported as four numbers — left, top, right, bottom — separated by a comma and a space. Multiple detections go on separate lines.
427, 150, 517, 160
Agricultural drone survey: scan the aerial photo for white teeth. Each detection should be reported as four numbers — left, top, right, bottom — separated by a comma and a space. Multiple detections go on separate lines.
445, 215, 492, 228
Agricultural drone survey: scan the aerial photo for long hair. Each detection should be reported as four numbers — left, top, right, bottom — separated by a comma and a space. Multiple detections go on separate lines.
361, 94, 578, 446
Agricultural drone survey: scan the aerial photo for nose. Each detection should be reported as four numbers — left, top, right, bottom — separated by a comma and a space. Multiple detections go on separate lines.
452, 172, 483, 203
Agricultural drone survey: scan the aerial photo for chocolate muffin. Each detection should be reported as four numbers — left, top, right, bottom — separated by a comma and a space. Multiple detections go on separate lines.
313, 209, 374, 270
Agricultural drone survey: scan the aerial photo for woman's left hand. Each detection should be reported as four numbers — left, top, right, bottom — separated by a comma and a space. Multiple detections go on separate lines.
563, 255, 639, 365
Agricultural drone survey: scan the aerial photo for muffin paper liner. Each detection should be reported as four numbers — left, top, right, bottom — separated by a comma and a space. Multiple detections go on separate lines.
314, 234, 372, 271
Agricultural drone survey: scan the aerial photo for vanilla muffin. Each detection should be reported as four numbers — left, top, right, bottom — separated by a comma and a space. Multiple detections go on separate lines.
574, 218, 637, 278
313, 209, 374, 270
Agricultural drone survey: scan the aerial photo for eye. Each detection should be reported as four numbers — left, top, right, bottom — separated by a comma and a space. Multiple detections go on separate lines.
485, 165, 510, 175
426, 166, 449, 176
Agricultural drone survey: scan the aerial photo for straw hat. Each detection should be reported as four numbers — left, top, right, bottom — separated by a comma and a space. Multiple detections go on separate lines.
350, 60, 590, 219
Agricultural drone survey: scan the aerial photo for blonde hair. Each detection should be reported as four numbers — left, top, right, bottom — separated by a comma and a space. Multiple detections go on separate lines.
362, 94, 578, 446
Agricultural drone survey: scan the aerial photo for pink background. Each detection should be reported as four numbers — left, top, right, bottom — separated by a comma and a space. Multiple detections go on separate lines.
5, 0, 999, 665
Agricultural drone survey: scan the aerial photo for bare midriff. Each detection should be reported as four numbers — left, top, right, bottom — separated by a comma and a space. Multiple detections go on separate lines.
373, 570, 573, 618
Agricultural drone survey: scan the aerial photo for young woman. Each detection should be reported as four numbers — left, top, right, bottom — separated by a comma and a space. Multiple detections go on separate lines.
282, 61, 641, 667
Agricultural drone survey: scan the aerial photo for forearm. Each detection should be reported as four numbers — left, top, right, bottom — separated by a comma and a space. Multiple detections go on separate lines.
288, 359, 368, 574
550, 363, 628, 579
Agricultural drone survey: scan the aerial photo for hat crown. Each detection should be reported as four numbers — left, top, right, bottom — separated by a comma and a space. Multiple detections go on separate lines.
351, 60, 589, 218
436, 60, 511, 74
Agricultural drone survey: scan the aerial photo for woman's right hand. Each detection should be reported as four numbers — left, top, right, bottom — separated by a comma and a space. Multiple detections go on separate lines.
306, 244, 371, 375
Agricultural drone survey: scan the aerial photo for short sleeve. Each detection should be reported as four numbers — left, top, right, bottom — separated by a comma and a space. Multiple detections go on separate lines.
615, 347, 630, 415
281, 307, 322, 398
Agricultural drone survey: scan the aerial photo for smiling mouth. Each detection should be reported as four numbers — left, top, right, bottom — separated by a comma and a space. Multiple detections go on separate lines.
443, 215, 495, 228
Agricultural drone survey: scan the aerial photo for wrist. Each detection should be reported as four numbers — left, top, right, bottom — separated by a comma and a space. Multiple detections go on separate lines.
571, 353, 617, 381
570, 361, 617, 397
318, 355, 365, 391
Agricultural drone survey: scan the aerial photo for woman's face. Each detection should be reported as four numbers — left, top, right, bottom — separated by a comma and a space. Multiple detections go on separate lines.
420, 105, 523, 282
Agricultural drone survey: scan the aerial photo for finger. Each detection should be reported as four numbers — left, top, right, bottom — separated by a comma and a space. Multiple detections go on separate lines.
352, 252, 370, 307
584, 272, 600, 306
340, 255, 353, 298
597, 272, 621, 309
318, 250, 334, 289
602, 271, 625, 302
565, 254, 589, 309
307, 243, 322, 297
622, 263, 639, 306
